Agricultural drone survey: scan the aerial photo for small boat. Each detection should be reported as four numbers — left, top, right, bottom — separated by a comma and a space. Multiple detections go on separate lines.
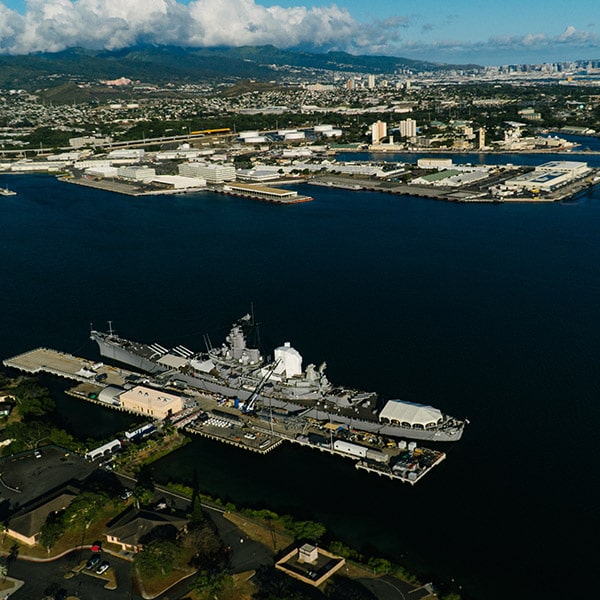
0, 187, 16, 196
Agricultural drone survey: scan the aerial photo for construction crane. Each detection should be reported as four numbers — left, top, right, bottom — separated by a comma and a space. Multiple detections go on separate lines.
242, 359, 281, 414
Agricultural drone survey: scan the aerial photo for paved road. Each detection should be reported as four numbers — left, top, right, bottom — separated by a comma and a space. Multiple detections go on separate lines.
356, 576, 432, 600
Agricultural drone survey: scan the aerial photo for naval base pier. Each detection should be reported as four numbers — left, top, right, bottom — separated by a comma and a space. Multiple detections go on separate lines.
3, 347, 447, 485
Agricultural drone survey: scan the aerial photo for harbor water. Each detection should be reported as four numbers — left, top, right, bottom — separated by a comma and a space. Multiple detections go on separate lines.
1, 166, 600, 600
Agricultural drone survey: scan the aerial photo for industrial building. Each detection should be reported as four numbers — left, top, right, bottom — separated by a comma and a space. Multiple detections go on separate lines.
119, 385, 184, 419
178, 162, 235, 183
504, 161, 591, 192
151, 175, 206, 189
108, 149, 145, 160
84, 165, 119, 178
117, 165, 156, 182
417, 157, 454, 169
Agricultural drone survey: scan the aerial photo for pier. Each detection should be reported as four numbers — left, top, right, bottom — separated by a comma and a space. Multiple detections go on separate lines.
3, 347, 446, 485
309, 167, 600, 203
3, 348, 131, 386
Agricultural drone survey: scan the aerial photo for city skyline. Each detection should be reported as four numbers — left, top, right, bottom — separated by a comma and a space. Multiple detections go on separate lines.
0, 0, 598, 65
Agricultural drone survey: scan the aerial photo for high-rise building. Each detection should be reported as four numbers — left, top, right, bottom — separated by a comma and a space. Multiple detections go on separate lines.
368, 74, 375, 89
478, 128, 486, 150
399, 118, 417, 138
371, 120, 387, 144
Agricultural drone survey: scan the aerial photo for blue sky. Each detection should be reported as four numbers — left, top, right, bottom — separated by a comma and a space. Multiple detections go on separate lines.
0, 0, 598, 64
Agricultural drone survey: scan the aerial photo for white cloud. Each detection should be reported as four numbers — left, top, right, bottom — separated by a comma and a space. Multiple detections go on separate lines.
394, 26, 600, 64
0, 2, 598, 65
0, 0, 371, 54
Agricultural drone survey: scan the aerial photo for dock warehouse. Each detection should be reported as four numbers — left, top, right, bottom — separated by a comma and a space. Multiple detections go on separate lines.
119, 385, 184, 419
223, 182, 301, 201
505, 160, 591, 192
379, 400, 444, 430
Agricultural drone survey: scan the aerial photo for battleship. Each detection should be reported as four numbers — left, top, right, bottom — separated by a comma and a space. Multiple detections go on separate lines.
91, 315, 465, 442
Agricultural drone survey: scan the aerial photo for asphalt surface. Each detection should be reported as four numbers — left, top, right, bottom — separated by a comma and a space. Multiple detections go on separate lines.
356, 576, 432, 600
8, 550, 141, 600
0, 446, 96, 519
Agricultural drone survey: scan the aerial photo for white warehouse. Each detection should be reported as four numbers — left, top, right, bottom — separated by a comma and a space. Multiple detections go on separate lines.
178, 162, 235, 183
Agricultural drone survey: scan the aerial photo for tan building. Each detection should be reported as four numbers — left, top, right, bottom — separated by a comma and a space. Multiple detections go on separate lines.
106, 508, 188, 553
371, 120, 387, 144
119, 385, 184, 419
7, 487, 78, 546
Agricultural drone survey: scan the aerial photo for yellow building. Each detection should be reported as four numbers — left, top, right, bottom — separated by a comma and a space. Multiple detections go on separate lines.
119, 385, 184, 419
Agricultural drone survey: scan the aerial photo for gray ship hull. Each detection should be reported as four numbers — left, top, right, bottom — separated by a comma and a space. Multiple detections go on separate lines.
91, 333, 168, 375
91, 326, 465, 443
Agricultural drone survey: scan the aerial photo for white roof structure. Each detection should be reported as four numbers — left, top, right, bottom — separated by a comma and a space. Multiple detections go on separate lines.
379, 400, 443, 429
152, 175, 206, 189
190, 358, 216, 373
158, 354, 188, 369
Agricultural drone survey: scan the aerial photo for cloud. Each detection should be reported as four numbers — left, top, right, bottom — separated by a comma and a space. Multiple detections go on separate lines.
395, 26, 600, 64
0, 0, 383, 54
0, 2, 598, 66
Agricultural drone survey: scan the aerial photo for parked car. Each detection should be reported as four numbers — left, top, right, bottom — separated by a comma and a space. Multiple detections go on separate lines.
90, 541, 102, 552
119, 489, 133, 500
34, 449, 42, 459
96, 561, 110, 575
85, 555, 101, 570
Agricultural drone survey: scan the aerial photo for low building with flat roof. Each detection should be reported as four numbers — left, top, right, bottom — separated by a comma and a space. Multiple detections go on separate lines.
119, 385, 184, 419
417, 157, 454, 169
535, 161, 590, 177
117, 165, 155, 182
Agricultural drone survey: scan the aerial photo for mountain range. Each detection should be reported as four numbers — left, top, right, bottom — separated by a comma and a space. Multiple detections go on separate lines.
0, 45, 480, 90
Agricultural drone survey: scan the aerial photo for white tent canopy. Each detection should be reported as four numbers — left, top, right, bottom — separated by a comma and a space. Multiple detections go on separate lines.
379, 399, 443, 429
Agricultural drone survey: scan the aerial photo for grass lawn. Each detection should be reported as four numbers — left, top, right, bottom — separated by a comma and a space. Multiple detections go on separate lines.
186, 571, 256, 600
0, 579, 17, 593
223, 512, 294, 553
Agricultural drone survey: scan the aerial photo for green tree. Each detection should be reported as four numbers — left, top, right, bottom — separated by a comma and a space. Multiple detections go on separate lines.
183, 521, 225, 571
367, 557, 392, 574
39, 511, 66, 550
12, 379, 55, 419
2, 420, 52, 454
285, 519, 326, 544
188, 569, 230, 596
133, 485, 154, 509
49, 428, 81, 452
64, 492, 108, 529
134, 538, 182, 576
328, 540, 362, 561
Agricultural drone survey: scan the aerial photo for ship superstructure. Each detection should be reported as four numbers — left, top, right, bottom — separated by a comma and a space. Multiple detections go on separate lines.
90, 315, 464, 442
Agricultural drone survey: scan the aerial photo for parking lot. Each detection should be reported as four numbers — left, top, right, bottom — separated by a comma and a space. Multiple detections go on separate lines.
0, 445, 96, 519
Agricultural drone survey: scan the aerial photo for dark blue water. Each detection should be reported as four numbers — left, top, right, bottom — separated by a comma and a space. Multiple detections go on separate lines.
2, 173, 600, 600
